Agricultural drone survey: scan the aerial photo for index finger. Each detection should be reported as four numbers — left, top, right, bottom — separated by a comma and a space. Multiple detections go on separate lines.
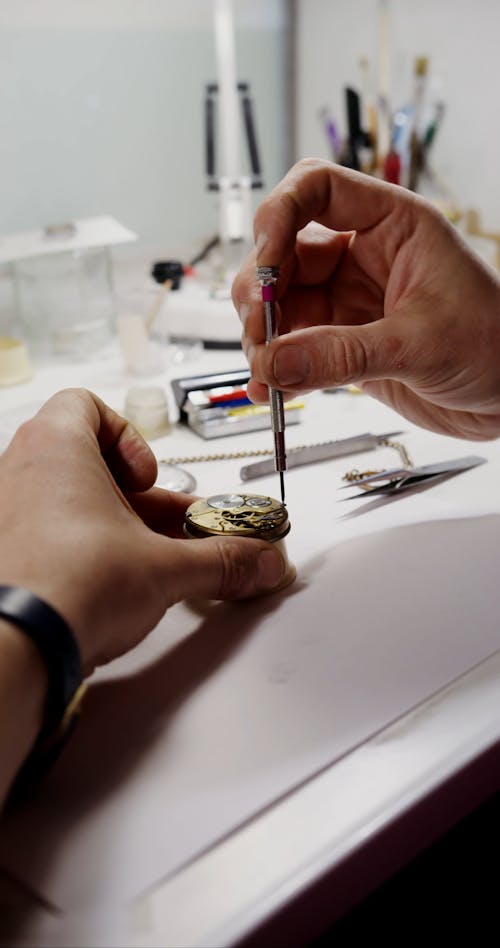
28, 388, 158, 491
254, 158, 407, 267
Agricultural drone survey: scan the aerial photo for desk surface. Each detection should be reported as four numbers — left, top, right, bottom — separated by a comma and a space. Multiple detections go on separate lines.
1, 339, 500, 947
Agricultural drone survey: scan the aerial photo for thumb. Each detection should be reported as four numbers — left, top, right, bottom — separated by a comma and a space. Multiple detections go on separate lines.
154, 535, 293, 602
252, 321, 420, 392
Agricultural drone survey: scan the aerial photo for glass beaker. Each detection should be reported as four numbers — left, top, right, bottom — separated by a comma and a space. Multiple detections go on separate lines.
115, 284, 167, 377
13, 247, 115, 361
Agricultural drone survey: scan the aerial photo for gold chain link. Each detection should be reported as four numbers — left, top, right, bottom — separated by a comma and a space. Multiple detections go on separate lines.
161, 437, 414, 471
342, 438, 414, 486
159, 447, 275, 464
379, 437, 414, 469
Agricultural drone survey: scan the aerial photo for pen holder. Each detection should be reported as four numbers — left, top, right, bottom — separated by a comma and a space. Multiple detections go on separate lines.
184, 492, 296, 593
171, 368, 303, 439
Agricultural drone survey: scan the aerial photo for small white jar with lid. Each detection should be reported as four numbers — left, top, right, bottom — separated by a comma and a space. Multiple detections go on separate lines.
124, 385, 171, 440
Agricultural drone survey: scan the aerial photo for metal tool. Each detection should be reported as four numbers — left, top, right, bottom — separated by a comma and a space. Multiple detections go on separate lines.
340, 455, 486, 498
256, 265, 286, 502
240, 431, 403, 481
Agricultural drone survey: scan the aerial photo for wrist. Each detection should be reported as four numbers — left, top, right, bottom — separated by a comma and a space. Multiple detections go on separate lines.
0, 618, 48, 802
0, 586, 86, 800
0, 618, 48, 692
0, 616, 48, 712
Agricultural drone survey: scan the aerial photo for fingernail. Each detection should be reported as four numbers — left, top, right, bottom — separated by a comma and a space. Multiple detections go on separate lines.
274, 346, 311, 386
258, 548, 286, 589
255, 232, 268, 259
238, 302, 250, 326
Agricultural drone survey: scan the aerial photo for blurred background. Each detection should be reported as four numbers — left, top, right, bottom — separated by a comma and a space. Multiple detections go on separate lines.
0, 0, 288, 256
296, 0, 500, 238
1, 0, 500, 373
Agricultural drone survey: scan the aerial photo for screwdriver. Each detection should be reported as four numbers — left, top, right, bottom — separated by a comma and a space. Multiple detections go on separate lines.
256, 265, 287, 503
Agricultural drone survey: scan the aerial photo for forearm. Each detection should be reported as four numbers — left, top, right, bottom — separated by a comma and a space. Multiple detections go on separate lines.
0, 619, 47, 805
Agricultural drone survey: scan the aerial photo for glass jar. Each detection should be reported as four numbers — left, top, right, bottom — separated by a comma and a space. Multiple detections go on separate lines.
13, 247, 115, 361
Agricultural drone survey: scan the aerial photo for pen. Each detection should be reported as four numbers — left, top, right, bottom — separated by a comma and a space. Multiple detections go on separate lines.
229, 401, 303, 418
256, 266, 287, 503
208, 388, 249, 404
193, 402, 303, 422
210, 396, 252, 409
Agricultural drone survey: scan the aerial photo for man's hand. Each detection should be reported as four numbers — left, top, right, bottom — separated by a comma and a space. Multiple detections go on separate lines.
232, 159, 500, 440
0, 389, 288, 676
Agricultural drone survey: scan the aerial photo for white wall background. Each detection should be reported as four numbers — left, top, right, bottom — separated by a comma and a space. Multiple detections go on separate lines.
0, 0, 288, 258
7, 2, 499, 261
295, 0, 500, 231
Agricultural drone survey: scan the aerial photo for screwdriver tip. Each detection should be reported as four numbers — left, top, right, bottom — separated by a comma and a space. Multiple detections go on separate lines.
279, 471, 285, 505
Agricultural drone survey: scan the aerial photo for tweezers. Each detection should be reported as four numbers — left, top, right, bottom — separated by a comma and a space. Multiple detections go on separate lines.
340, 455, 486, 498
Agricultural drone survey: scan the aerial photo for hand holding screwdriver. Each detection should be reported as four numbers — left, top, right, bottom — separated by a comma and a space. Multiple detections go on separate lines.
233, 159, 500, 442
256, 266, 287, 503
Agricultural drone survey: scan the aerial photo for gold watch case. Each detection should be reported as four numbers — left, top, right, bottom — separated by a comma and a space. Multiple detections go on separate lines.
183, 492, 290, 543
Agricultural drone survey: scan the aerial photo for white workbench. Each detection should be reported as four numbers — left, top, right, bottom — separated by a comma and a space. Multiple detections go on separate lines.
1, 336, 500, 947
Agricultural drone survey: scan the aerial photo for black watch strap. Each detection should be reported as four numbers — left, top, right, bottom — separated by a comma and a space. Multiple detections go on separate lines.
0, 585, 85, 796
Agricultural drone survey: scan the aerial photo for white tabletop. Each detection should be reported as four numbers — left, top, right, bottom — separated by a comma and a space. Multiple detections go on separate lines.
1, 334, 500, 947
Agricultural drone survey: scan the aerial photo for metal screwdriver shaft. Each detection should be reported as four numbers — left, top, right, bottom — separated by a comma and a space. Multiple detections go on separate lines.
256, 266, 287, 503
